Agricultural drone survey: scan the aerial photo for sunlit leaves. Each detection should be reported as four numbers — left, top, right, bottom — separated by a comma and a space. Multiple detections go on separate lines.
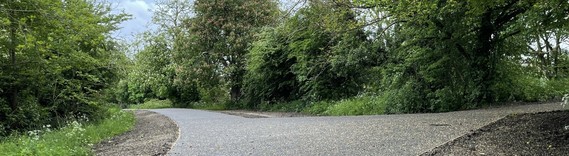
0, 0, 129, 134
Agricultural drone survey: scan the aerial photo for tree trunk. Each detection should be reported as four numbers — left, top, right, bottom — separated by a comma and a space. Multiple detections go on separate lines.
230, 84, 241, 102
229, 66, 245, 103
553, 33, 562, 78
7, 9, 18, 111
473, 11, 496, 104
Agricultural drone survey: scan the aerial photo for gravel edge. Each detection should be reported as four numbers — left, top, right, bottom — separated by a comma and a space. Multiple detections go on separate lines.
93, 110, 179, 156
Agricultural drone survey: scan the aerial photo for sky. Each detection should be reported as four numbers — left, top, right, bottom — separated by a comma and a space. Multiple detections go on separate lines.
109, 0, 157, 43
109, 0, 297, 43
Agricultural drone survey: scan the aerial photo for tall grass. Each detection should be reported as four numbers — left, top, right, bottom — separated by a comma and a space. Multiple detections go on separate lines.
304, 95, 387, 116
129, 99, 173, 109
0, 107, 135, 155
192, 102, 227, 110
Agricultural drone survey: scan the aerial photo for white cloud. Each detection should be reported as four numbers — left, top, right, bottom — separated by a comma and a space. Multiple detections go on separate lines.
110, 0, 156, 42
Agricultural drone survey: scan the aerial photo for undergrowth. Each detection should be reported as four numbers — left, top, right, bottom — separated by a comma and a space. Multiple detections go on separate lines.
0, 107, 135, 155
129, 99, 173, 109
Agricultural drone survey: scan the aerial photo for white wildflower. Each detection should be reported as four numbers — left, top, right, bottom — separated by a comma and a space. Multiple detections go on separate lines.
562, 94, 569, 108
27, 130, 41, 140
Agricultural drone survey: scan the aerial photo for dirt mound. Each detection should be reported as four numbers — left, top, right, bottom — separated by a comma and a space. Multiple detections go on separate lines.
423, 110, 569, 156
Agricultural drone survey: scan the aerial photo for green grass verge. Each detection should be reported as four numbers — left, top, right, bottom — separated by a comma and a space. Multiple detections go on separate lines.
322, 95, 387, 116
301, 95, 387, 116
129, 99, 173, 109
0, 107, 135, 155
192, 103, 227, 110
247, 95, 387, 116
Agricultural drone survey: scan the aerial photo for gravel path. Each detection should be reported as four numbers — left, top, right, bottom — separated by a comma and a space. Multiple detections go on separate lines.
151, 102, 565, 156
93, 110, 178, 156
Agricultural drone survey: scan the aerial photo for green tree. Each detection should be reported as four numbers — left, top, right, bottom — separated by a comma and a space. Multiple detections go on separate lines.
0, 0, 128, 135
185, 0, 279, 103
353, 0, 569, 112
243, 0, 381, 108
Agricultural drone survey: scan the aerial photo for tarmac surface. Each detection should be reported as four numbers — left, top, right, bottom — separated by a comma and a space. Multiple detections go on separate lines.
151, 102, 565, 156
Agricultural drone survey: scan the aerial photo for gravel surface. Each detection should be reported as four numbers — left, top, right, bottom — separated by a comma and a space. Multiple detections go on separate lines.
422, 110, 569, 156
93, 110, 179, 156
151, 102, 565, 156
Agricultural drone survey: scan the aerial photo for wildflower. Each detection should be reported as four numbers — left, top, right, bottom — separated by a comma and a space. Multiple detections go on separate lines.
27, 130, 41, 140
562, 94, 569, 108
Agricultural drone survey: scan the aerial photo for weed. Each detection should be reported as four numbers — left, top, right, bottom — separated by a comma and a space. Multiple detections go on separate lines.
0, 107, 135, 155
129, 99, 173, 109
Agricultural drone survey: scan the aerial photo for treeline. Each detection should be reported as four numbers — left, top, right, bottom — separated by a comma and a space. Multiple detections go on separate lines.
0, 1, 129, 136
116, 0, 569, 114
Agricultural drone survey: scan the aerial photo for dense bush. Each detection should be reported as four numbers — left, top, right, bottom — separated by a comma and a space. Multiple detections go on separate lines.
0, 0, 128, 136
242, 2, 380, 109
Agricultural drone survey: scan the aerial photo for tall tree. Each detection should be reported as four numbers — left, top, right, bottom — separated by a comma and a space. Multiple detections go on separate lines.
0, 0, 128, 134
242, 0, 380, 108
185, 0, 279, 102
345, 0, 569, 112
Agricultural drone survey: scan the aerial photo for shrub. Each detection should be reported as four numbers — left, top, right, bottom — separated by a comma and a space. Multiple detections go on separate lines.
324, 95, 387, 116
0, 107, 134, 155
129, 99, 173, 109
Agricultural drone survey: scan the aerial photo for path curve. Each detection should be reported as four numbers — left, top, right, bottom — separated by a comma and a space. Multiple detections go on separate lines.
151, 103, 565, 156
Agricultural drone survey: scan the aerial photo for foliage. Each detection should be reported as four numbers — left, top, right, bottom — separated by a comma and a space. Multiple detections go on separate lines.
0, 0, 129, 135
191, 102, 227, 110
112, 0, 569, 115
242, 27, 301, 108
242, 0, 381, 109
363, 0, 569, 113
0, 107, 135, 155
128, 99, 173, 109
323, 95, 387, 116
182, 0, 280, 103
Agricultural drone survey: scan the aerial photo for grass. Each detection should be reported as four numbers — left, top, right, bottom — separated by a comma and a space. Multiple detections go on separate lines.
322, 95, 387, 116
301, 95, 387, 116
192, 102, 227, 110
129, 96, 387, 116
129, 99, 173, 109
244, 95, 388, 116
0, 107, 135, 155
128, 99, 227, 110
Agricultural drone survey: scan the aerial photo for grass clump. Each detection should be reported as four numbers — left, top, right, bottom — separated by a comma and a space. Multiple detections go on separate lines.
129, 99, 173, 109
193, 102, 227, 110
0, 107, 135, 155
242, 95, 388, 116
304, 95, 387, 116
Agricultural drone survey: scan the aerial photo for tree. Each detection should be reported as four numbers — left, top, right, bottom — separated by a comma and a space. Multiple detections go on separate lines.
242, 0, 381, 108
0, 0, 128, 134
522, 1, 569, 79
347, 0, 569, 112
185, 0, 279, 103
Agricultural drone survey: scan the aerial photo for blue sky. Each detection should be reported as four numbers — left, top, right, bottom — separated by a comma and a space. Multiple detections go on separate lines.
109, 0, 157, 42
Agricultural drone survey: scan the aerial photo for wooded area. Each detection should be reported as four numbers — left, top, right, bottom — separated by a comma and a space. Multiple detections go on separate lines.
1, 0, 569, 136
0, 0, 129, 136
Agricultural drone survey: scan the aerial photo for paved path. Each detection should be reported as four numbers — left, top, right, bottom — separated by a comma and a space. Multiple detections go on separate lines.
151, 103, 565, 156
